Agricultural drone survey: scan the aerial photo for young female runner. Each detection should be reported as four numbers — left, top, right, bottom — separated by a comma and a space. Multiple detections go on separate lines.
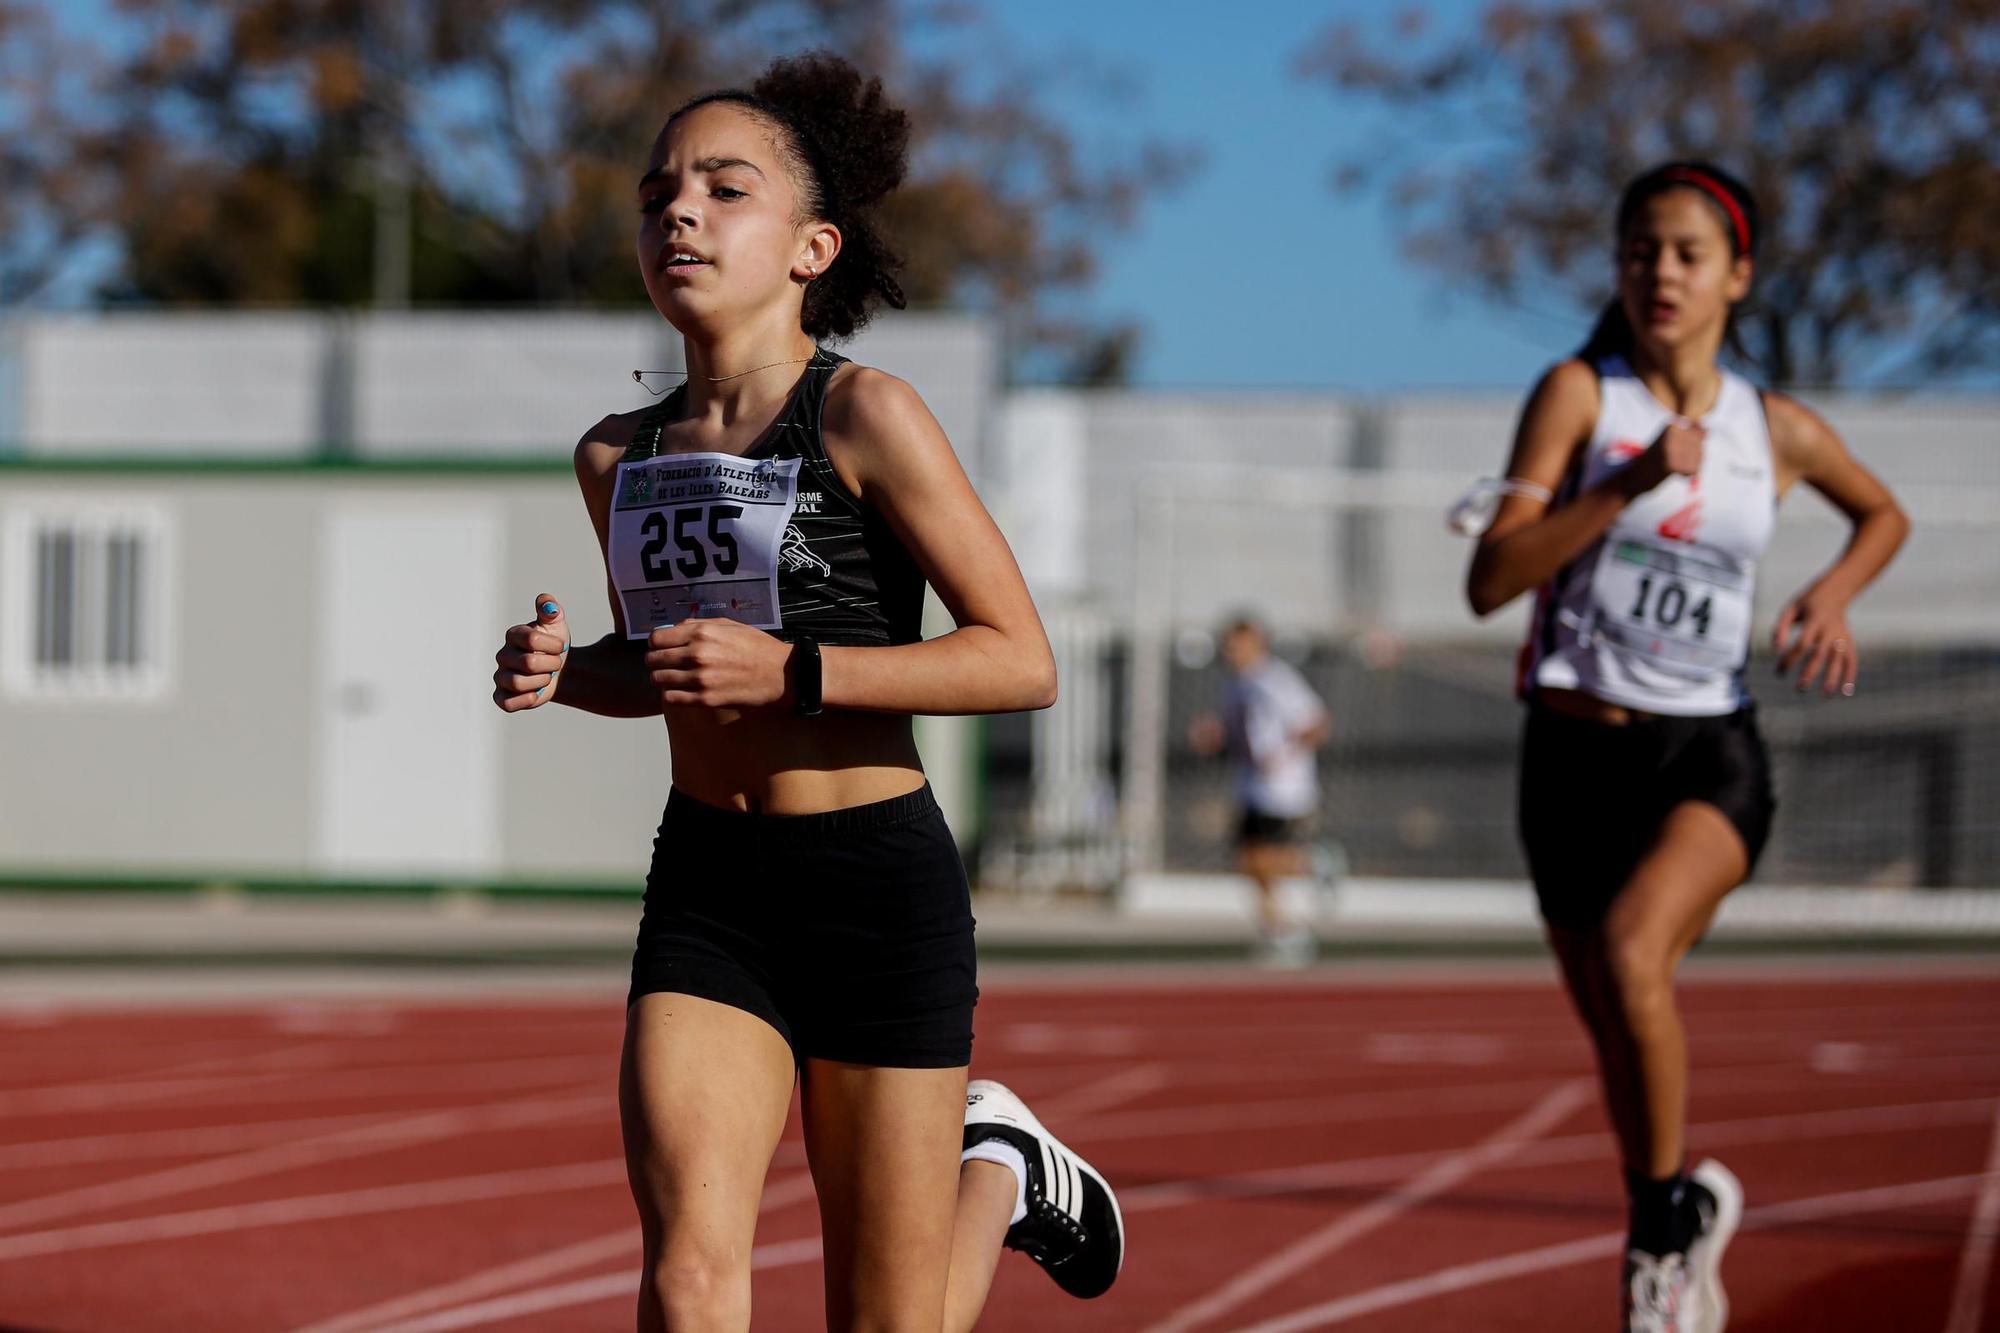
1465, 161, 1908, 1332
490, 52, 1122, 1331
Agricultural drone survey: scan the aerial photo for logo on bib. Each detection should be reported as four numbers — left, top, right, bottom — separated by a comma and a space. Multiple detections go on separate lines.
622, 469, 654, 505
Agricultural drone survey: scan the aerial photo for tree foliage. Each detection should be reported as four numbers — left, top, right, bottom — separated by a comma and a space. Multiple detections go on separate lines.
10, 0, 1190, 382
1297, 0, 2000, 386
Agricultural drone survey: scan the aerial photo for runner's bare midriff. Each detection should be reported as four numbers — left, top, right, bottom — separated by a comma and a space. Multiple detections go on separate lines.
663, 705, 927, 813
1535, 685, 1664, 727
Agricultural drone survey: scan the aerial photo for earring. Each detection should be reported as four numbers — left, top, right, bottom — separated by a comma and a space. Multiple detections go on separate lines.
805, 265, 817, 279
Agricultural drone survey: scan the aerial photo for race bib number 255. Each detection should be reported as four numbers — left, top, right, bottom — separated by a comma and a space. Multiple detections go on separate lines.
607, 452, 802, 638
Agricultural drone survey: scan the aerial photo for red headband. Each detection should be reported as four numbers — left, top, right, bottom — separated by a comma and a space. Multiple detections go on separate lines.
1658, 167, 1751, 255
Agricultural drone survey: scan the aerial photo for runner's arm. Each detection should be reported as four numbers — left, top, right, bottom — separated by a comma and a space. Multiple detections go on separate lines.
1467, 360, 1651, 616
809, 368, 1056, 715
1764, 393, 1909, 694
554, 425, 666, 718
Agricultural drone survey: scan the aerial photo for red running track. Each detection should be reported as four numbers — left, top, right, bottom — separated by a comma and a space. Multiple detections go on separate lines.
2, 963, 1999, 1331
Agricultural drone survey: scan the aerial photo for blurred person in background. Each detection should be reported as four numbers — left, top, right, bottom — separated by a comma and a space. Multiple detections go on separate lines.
1191, 616, 1332, 967
490, 52, 1122, 1331
1465, 161, 1908, 1333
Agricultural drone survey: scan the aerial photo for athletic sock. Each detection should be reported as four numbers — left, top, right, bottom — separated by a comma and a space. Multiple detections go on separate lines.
962, 1139, 1030, 1225
1625, 1164, 1693, 1255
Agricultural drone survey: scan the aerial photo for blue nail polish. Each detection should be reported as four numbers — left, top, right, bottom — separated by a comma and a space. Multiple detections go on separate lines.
536, 686, 545, 698
540, 601, 558, 617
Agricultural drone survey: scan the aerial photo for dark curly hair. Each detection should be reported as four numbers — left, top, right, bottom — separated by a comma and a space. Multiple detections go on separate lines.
1578, 160, 1760, 366
666, 52, 909, 341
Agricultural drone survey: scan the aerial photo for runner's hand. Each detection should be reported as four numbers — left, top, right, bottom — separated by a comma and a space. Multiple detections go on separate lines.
1773, 591, 1857, 697
493, 594, 571, 711
646, 617, 791, 709
1619, 419, 1706, 497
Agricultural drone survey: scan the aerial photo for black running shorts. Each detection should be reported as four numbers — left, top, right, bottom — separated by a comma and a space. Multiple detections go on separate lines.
1237, 808, 1311, 847
1518, 702, 1776, 931
628, 784, 978, 1068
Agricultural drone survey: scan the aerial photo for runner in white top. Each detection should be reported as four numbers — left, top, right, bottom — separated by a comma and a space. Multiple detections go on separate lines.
1207, 618, 1330, 964
1523, 355, 1774, 717
1464, 161, 1908, 1333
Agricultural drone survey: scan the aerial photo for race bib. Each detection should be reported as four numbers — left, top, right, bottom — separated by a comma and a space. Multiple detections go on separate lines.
1585, 537, 1754, 678
608, 452, 802, 638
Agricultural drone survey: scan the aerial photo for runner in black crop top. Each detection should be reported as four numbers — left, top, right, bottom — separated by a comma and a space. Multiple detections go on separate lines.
485, 55, 1122, 1332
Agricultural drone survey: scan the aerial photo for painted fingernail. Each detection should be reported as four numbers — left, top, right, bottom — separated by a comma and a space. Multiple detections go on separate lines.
561, 644, 569, 654
540, 601, 558, 617
536, 686, 545, 698
1842, 683, 1855, 696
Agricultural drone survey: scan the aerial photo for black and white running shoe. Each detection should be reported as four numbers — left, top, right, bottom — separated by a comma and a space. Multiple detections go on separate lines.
1621, 1159, 1743, 1333
963, 1078, 1125, 1299
1684, 1158, 1743, 1333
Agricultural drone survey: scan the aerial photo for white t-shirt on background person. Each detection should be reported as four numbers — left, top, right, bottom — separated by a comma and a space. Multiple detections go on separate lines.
1224, 656, 1328, 820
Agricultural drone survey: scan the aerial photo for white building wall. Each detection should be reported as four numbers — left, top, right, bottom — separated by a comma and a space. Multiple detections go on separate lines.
0, 310, 999, 886
16, 313, 327, 457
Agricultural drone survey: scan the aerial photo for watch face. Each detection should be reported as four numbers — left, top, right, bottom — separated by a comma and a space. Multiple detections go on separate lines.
793, 637, 822, 715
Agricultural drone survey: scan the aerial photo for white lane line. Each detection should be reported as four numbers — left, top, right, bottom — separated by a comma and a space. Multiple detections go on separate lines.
293, 1174, 820, 1333
0, 1041, 348, 1115
302, 1056, 1168, 1328
1057, 1045, 2000, 1151
1144, 1078, 1593, 1333
0, 1099, 592, 1174
370, 1236, 824, 1333
1122, 1094, 2000, 1215
0, 1050, 608, 1118
0, 1158, 625, 1263
293, 1230, 636, 1333
0, 1090, 603, 1233
1235, 1172, 1998, 1332
1039, 1063, 1172, 1119
1072, 1075, 1571, 1148
1945, 1104, 2000, 1333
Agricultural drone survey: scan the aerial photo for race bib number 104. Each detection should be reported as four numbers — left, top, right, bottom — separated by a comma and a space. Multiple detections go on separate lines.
1586, 538, 1755, 678
608, 453, 802, 638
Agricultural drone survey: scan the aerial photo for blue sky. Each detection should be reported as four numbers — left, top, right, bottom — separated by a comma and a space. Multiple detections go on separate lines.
973, 0, 1568, 391
40, 0, 1564, 392
44, 0, 1984, 394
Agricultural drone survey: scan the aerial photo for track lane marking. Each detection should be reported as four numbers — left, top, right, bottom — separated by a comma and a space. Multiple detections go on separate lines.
293, 1172, 818, 1333
1944, 1103, 2000, 1333
0, 1090, 603, 1233
0, 1159, 626, 1263
1234, 1171, 2000, 1331
1143, 1078, 1593, 1333
316, 1064, 1176, 1332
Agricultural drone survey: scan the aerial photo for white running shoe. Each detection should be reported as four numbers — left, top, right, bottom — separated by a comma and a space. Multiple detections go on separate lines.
1257, 925, 1316, 970
1685, 1159, 1743, 1332
962, 1079, 1125, 1298
1623, 1248, 1694, 1333
1622, 1159, 1742, 1333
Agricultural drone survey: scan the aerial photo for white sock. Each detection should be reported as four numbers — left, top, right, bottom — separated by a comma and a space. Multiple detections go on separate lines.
961, 1139, 1030, 1225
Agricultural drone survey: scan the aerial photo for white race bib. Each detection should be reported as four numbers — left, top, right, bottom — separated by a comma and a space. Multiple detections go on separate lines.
1585, 537, 1754, 678
608, 452, 802, 638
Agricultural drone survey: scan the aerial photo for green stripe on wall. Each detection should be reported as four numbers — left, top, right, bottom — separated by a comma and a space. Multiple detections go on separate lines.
0, 456, 573, 476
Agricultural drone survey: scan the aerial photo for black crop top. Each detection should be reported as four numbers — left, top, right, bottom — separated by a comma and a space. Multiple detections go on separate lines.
619, 348, 926, 647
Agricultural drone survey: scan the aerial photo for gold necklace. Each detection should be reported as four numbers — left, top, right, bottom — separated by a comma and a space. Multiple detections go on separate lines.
630, 353, 816, 394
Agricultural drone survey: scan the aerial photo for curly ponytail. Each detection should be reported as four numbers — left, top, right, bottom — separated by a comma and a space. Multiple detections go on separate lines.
667, 52, 910, 341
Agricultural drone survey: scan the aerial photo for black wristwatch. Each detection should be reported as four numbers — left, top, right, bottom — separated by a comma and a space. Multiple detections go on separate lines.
791, 636, 823, 715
